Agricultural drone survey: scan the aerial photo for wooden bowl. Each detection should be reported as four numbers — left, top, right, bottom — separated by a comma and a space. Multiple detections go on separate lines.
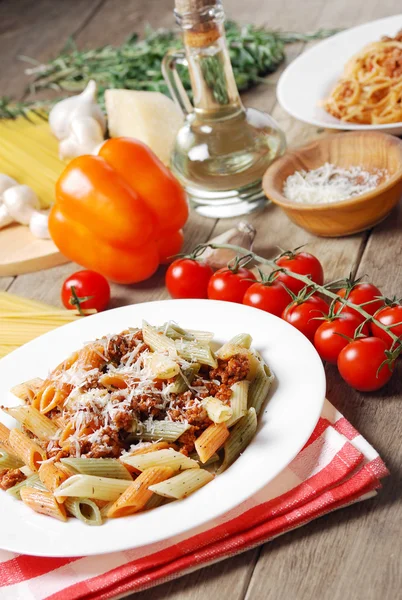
262, 131, 402, 237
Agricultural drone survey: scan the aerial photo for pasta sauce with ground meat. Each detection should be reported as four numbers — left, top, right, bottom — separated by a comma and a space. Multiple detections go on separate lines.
27, 330, 250, 459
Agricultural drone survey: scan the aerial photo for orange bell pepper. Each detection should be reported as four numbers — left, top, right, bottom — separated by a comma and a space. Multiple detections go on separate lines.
49, 138, 188, 284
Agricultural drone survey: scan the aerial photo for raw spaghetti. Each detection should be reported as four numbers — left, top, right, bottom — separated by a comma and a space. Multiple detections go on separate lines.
324, 30, 402, 124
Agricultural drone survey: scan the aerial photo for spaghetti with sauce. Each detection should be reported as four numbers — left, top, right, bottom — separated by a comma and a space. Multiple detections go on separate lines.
324, 30, 402, 124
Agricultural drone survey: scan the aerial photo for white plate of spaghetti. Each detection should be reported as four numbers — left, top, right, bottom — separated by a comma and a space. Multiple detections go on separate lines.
0, 299, 325, 556
277, 15, 402, 135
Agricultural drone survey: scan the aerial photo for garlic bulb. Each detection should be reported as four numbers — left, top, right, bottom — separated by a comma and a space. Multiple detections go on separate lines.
0, 203, 13, 228
0, 174, 18, 195
0, 174, 18, 228
203, 222, 256, 270
59, 116, 105, 159
3, 184, 40, 225
49, 80, 106, 141
29, 210, 50, 239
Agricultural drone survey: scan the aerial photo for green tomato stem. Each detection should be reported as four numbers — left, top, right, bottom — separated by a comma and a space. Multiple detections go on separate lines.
204, 243, 401, 349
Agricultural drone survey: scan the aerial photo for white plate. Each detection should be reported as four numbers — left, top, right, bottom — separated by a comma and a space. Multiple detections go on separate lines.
0, 299, 325, 557
277, 15, 402, 135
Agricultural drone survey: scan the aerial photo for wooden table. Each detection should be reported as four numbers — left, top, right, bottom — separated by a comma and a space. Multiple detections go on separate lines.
1, 0, 401, 598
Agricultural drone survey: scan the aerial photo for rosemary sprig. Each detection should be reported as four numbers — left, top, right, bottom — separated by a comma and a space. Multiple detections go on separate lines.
0, 22, 339, 120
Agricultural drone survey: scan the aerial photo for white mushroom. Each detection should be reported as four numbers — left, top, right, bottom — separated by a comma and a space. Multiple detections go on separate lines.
29, 210, 51, 239
58, 116, 105, 160
3, 184, 40, 225
49, 80, 106, 142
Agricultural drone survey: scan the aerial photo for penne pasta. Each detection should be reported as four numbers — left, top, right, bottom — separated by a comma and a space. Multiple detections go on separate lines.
20, 487, 67, 521
122, 449, 199, 472
142, 321, 176, 354
0, 448, 24, 470
38, 461, 69, 493
175, 339, 217, 368
248, 358, 274, 415
217, 408, 257, 474
148, 353, 180, 379
0, 319, 273, 525
202, 397, 233, 423
195, 422, 230, 464
7, 473, 47, 499
107, 466, 174, 518
0, 422, 13, 453
54, 474, 131, 501
3, 405, 58, 440
134, 420, 190, 442
60, 458, 132, 480
227, 333, 253, 349
168, 364, 200, 394
215, 344, 260, 381
225, 380, 249, 427
149, 469, 214, 499
8, 429, 46, 471
65, 497, 102, 526
10, 378, 45, 403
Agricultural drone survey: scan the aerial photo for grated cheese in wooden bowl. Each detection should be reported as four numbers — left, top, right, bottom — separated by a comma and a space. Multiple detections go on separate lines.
283, 162, 388, 204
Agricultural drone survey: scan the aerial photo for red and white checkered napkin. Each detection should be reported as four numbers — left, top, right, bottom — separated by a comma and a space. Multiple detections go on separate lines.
0, 399, 388, 600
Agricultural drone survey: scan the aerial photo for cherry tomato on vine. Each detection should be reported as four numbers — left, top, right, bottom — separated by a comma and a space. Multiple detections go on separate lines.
62, 270, 110, 312
275, 251, 324, 294
208, 266, 256, 303
337, 337, 394, 392
166, 259, 213, 299
335, 282, 383, 317
313, 313, 370, 364
282, 295, 329, 342
371, 304, 402, 349
243, 280, 291, 316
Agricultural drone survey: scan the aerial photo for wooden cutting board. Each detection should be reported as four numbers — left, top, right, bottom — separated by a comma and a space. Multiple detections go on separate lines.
0, 223, 69, 276
0, 113, 69, 276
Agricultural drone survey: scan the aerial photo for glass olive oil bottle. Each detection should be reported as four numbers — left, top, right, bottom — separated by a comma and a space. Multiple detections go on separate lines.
162, 0, 286, 217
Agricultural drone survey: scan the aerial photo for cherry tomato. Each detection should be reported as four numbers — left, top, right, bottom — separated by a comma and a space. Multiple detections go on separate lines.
282, 295, 329, 342
335, 283, 383, 317
337, 337, 394, 392
314, 313, 370, 364
208, 267, 256, 303
371, 304, 402, 349
275, 251, 324, 294
243, 281, 291, 316
62, 270, 110, 312
166, 259, 213, 299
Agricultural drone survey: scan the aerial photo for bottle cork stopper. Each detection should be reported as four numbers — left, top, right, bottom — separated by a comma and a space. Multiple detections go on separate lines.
175, 0, 218, 15
175, 0, 221, 47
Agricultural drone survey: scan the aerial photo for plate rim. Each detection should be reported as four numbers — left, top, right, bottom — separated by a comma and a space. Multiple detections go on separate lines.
0, 299, 326, 557
277, 14, 402, 131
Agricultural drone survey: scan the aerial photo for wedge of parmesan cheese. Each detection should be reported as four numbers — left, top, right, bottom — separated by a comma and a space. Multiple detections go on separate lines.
105, 90, 183, 165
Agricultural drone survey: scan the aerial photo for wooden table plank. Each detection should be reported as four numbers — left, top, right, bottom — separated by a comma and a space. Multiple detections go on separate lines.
0, 0, 105, 99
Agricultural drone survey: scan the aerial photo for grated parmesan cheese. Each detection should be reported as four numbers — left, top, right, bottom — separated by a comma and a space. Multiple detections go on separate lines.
283, 162, 388, 204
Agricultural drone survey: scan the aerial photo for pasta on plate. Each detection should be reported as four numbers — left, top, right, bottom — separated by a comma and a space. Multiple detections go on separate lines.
0, 322, 273, 525
324, 29, 402, 124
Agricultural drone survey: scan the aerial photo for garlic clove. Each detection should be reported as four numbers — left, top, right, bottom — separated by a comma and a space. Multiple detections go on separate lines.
3, 184, 40, 225
58, 116, 105, 159
29, 210, 50, 239
203, 222, 256, 270
49, 80, 106, 141
0, 203, 14, 229
0, 173, 18, 196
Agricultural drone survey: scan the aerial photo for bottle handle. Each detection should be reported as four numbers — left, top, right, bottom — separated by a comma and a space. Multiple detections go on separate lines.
162, 50, 193, 115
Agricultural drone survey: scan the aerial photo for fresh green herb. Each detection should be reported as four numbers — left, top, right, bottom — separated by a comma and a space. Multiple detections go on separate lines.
0, 22, 339, 120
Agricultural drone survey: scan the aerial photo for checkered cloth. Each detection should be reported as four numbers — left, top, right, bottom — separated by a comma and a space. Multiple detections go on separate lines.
0, 399, 388, 600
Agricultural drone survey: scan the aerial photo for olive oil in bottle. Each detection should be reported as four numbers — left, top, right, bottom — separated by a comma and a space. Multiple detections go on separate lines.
163, 0, 286, 217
